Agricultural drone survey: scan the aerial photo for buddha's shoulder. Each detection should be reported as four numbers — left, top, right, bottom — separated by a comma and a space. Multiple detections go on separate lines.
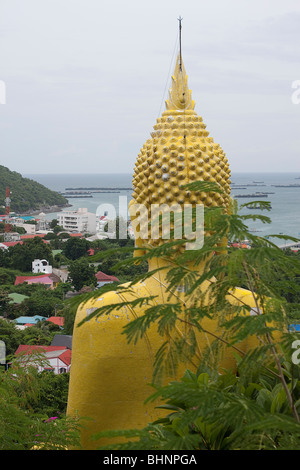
75, 280, 154, 325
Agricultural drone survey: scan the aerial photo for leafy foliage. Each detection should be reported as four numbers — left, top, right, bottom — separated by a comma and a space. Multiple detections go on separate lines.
67, 258, 97, 291
94, 366, 300, 450
69, 182, 300, 450
1, 237, 54, 272
0, 356, 82, 450
63, 237, 91, 260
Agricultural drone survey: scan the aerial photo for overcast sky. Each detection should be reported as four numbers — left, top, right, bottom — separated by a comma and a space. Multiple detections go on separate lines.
0, 0, 300, 175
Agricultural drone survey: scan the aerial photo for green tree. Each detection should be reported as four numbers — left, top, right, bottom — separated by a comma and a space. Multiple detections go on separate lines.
68, 258, 97, 291
29, 370, 70, 416
57, 232, 70, 239
22, 287, 61, 317
63, 237, 91, 260
0, 318, 22, 357
88, 237, 147, 283
0, 288, 11, 318
8, 237, 54, 272
53, 281, 72, 300
0, 356, 81, 450
44, 232, 57, 240
60, 304, 76, 335
53, 225, 64, 234
0, 249, 10, 268
49, 219, 58, 229
20, 317, 63, 346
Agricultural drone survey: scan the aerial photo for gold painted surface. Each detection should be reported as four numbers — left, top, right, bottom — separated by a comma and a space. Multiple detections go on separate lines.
67, 54, 259, 450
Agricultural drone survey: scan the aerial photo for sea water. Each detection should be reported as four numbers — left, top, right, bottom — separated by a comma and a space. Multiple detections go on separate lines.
25, 172, 300, 245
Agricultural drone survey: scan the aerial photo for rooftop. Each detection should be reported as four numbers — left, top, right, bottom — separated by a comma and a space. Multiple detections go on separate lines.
15, 344, 71, 367
47, 316, 64, 327
95, 271, 119, 283
14, 315, 47, 325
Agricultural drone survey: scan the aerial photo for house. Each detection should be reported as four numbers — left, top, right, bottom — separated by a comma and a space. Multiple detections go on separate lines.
2, 232, 21, 241
52, 267, 69, 283
14, 315, 65, 330
15, 345, 71, 374
95, 271, 120, 287
14, 273, 60, 289
47, 316, 64, 328
36, 212, 47, 231
0, 241, 24, 250
32, 258, 52, 274
0, 235, 50, 250
14, 216, 36, 224
14, 315, 47, 329
13, 217, 36, 234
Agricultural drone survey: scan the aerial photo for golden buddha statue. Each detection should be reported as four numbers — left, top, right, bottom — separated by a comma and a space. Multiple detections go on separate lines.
66, 50, 258, 450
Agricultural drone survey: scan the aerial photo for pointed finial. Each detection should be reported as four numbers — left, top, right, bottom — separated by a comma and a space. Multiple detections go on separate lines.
164, 17, 195, 111
165, 55, 195, 111
178, 16, 183, 72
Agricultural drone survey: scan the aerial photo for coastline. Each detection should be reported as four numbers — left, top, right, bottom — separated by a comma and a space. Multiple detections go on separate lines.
19, 203, 72, 217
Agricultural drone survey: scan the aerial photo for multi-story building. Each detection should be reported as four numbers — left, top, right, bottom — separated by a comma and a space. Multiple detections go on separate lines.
57, 207, 96, 234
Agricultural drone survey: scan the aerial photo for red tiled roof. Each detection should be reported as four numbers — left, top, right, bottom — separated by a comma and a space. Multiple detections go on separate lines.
15, 345, 67, 355
95, 271, 119, 282
14, 274, 53, 285
2, 239, 49, 247
59, 349, 72, 366
231, 243, 249, 249
1, 241, 24, 247
47, 316, 64, 327
14, 273, 59, 286
20, 234, 46, 239
15, 344, 71, 367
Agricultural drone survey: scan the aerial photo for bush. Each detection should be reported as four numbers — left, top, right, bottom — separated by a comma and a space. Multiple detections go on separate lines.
0, 356, 82, 450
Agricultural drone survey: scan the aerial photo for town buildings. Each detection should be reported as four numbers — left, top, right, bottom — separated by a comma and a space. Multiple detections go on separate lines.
57, 207, 96, 234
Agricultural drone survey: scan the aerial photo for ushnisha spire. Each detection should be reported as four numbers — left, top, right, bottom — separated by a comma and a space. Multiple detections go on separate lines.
165, 54, 195, 112
131, 47, 231, 249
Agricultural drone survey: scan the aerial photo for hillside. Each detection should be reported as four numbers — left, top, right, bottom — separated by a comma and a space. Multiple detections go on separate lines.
0, 165, 69, 214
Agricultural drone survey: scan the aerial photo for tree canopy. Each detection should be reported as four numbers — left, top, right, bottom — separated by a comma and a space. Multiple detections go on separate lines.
6, 237, 54, 272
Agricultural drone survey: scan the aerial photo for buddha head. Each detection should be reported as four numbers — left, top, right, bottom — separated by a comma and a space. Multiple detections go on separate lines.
129, 54, 231, 256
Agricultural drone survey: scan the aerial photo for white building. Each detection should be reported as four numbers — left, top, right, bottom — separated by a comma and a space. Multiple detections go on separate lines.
13, 221, 36, 234
32, 258, 52, 274
15, 345, 71, 374
57, 207, 96, 234
37, 212, 47, 231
